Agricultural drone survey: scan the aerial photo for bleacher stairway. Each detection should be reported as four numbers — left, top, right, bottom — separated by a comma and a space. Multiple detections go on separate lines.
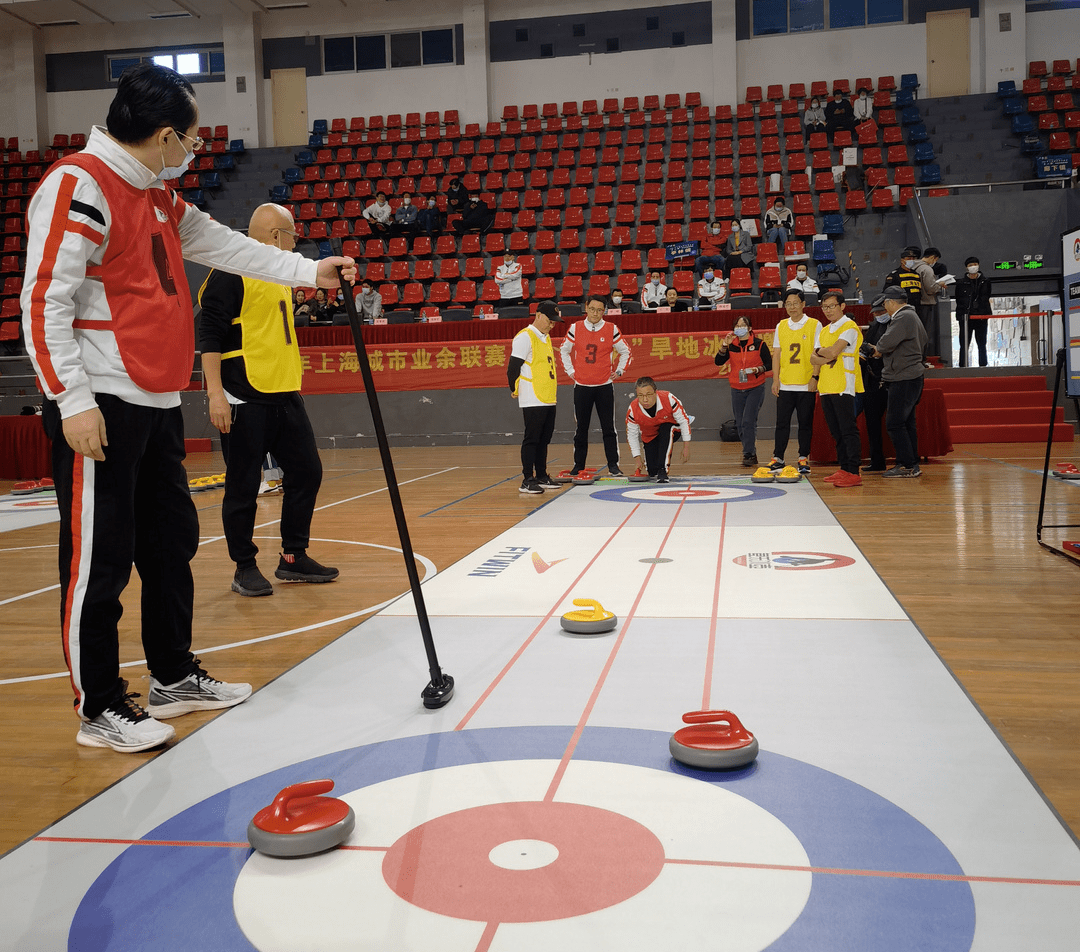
917, 94, 1034, 184
197, 146, 298, 230
928, 373, 1073, 443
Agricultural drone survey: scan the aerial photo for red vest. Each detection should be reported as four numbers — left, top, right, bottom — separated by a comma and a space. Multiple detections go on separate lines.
627, 391, 683, 443
570, 320, 621, 386
724, 337, 771, 391
60, 153, 194, 393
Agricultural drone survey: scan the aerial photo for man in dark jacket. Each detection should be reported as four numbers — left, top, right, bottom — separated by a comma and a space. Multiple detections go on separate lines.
872, 286, 929, 478
452, 194, 494, 235
954, 256, 992, 367
859, 294, 891, 471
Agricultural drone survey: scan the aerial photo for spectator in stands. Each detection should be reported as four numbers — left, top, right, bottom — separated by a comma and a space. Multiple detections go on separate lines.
825, 91, 856, 142
859, 294, 890, 472
853, 89, 873, 125
390, 191, 419, 241
871, 286, 928, 478
723, 220, 754, 278
309, 288, 332, 323
768, 288, 821, 476
363, 191, 392, 236
292, 288, 312, 325
452, 194, 494, 235
915, 247, 945, 361
495, 251, 524, 309
641, 271, 668, 310
884, 247, 923, 307
416, 195, 443, 238
324, 287, 346, 324
714, 314, 772, 466
697, 268, 727, 308
954, 256, 991, 367
804, 97, 826, 134
695, 220, 726, 275
764, 197, 794, 250
787, 263, 819, 295
354, 279, 383, 323
446, 177, 466, 213
811, 289, 863, 487
663, 287, 690, 311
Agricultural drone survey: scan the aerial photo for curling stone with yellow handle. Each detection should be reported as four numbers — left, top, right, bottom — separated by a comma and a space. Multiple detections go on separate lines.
560, 598, 619, 635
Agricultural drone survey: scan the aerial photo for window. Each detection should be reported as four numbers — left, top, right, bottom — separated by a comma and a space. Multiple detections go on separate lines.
752, 0, 787, 35
830, 0, 866, 28
328, 29, 457, 73
753, 0, 904, 35
390, 32, 422, 68
323, 36, 355, 72
108, 47, 223, 82
672, 30, 686, 45
109, 56, 141, 81
540, 43, 554, 58
421, 29, 454, 66
607, 37, 620, 52
789, 0, 824, 32
356, 35, 387, 71
867, 0, 904, 25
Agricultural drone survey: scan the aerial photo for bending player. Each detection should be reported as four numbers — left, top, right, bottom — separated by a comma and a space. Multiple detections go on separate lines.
625, 376, 692, 483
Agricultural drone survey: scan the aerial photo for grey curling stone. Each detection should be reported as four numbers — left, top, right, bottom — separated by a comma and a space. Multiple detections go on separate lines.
571, 475, 596, 485
560, 612, 619, 634
669, 732, 759, 769
669, 710, 760, 770
628, 473, 653, 482
248, 780, 356, 857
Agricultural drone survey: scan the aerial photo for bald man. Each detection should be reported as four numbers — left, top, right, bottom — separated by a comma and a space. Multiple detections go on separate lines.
198, 204, 338, 596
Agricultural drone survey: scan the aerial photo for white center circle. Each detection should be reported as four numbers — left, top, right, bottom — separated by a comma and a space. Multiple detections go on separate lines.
488, 838, 560, 870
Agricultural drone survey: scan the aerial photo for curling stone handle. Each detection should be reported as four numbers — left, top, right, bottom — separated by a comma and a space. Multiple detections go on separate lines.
571, 598, 605, 615
682, 710, 746, 730
269, 780, 335, 820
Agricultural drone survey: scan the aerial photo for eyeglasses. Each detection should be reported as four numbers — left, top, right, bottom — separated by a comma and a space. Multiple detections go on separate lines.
821, 303, 843, 310
273, 227, 301, 240
175, 129, 205, 152
585, 305, 605, 313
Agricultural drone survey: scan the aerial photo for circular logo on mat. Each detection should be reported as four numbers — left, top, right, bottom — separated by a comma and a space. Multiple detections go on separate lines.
732, 551, 857, 570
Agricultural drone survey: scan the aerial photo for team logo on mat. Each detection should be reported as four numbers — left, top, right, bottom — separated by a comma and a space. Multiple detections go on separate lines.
532, 552, 568, 573
733, 551, 857, 570
468, 546, 530, 577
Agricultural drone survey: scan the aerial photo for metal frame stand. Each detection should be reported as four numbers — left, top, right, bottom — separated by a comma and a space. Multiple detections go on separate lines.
1035, 347, 1080, 567
331, 249, 454, 708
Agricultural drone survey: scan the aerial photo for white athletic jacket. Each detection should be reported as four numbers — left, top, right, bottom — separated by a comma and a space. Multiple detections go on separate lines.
21, 126, 319, 419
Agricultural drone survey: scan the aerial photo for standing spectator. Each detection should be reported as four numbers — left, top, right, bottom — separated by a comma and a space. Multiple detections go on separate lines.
859, 294, 891, 472
662, 287, 690, 311
697, 268, 727, 309
768, 288, 822, 475
354, 279, 384, 323
640, 271, 668, 310
625, 376, 692, 483
20, 63, 355, 752
764, 197, 794, 250
495, 251, 524, 309
416, 195, 443, 239
292, 288, 313, 325
507, 301, 564, 494
825, 91, 856, 142
560, 294, 631, 477
787, 263, 820, 295
362, 191, 392, 236
198, 203, 339, 598
723, 220, 754, 278
804, 97, 826, 134
695, 220, 726, 275
452, 194, 493, 235
914, 247, 945, 361
872, 286, 929, 478
811, 290, 863, 487
714, 314, 772, 466
446, 177, 467, 213
884, 246, 923, 307
954, 256, 992, 367
390, 191, 419, 242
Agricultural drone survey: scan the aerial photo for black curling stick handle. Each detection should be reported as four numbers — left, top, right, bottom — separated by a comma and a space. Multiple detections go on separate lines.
328, 242, 454, 709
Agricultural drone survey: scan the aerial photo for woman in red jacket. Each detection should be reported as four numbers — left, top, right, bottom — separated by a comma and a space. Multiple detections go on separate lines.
714, 315, 772, 466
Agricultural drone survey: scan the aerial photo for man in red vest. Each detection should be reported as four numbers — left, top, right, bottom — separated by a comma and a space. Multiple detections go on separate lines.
21, 63, 356, 753
625, 377, 693, 483
560, 294, 632, 476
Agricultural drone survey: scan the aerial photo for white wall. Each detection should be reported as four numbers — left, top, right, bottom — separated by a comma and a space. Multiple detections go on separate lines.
1025, 9, 1080, 64
45, 82, 229, 140
980, 0, 1025, 94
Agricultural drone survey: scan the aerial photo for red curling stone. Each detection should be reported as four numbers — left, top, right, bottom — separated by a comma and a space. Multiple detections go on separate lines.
669, 709, 759, 770
247, 779, 356, 857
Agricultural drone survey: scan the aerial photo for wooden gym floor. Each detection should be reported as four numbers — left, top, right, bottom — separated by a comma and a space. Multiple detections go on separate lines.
0, 440, 1077, 859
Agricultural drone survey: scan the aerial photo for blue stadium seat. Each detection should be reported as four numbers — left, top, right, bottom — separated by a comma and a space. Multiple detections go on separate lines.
184, 189, 205, 205
307, 134, 324, 148
214, 154, 235, 171
283, 167, 303, 184
912, 143, 935, 164
294, 149, 315, 166
997, 81, 1017, 98
919, 164, 942, 185
812, 239, 835, 262
822, 214, 844, 236
1019, 134, 1045, 155
229, 139, 246, 154
900, 106, 922, 125
318, 241, 334, 258
894, 89, 915, 109
1010, 114, 1035, 135
907, 124, 929, 143
312, 119, 328, 136
200, 172, 222, 189
269, 184, 290, 202
900, 73, 920, 91
1001, 98, 1025, 117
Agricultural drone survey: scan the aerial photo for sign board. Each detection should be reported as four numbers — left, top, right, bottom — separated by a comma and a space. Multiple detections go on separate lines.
665, 240, 700, 261
993, 261, 1018, 271
1035, 154, 1072, 179
1063, 227, 1080, 398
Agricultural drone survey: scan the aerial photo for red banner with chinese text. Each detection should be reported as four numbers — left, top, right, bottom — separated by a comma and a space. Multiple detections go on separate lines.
299, 331, 735, 394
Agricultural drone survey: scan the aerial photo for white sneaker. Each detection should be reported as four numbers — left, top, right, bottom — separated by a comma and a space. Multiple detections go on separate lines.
77, 692, 175, 753
147, 664, 252, 719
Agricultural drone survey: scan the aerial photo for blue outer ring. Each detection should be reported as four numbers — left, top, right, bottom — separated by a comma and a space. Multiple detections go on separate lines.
70, 726, 974, 952
590, 484, 787, 504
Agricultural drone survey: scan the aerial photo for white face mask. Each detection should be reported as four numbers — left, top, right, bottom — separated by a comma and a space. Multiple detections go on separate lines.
711, 226, 721, 234
403, 197, 411, 205
875, 312, 891, 323
797, 271, 807, 280
903, 259, 915, 269
158, 132, 195, 180
704, 271, 714, 281
967, 265, 979, 274
811, 101, 819, 108
734, 326, 749, 338
731, 224, 740, 232
377, 197, 386, 205
428, 199, 436, 207
651, 278, 660, 286
611, 296, 622, 304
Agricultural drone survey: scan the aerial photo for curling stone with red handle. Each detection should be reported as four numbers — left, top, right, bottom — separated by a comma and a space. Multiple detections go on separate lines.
669, 710, 759, 769
247, 780, 355, 857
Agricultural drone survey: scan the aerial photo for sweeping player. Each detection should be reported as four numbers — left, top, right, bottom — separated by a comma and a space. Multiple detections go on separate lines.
560, 293, 632, 477
625, 376, 692, 483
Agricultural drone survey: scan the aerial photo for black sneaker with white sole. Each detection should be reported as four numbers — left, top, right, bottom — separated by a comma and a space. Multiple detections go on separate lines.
535, 475, 563, 489
881, 464, 914, 478
275, 552, 339, 582
655, 471, 670, 483
231, 565, 273, 597
519, 478, 543, 494
607, 467, 625, 477
77, 690, 175, 752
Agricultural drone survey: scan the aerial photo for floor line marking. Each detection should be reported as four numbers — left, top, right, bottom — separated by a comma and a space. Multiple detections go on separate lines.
420, 474, 522, 516
701, 503, 728, 710
473, 920, 500, 952
0, 583, 59, 607
663, 857, 1080, 887
542, 492, 690, 802
0, 543, 58, 553
31, 836, 1080, 888
453, 504, 641, 732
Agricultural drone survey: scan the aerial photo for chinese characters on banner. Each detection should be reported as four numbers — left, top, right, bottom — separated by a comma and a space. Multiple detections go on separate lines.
299, 332, 732, 394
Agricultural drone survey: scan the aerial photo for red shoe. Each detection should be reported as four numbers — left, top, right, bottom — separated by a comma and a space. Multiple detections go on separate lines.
823, 470, 844, 483
832, 471, 863, 487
